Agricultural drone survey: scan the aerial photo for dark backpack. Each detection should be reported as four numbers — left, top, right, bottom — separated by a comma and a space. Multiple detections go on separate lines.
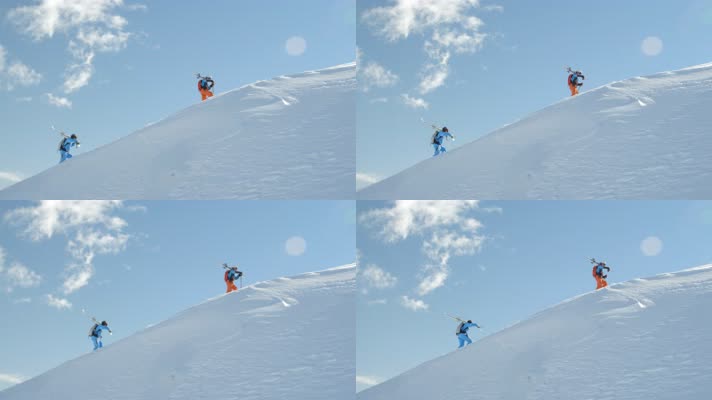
456, 321, 466, 335
58, 138, 68, 151
432, 131, 440, 145
88, 323, 98, 337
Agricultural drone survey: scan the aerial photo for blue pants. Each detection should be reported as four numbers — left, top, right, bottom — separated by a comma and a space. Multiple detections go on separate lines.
433, 143, 446, 156
91, 336, 103, 351
458, 334, 472, 348
60, 151, 72, 163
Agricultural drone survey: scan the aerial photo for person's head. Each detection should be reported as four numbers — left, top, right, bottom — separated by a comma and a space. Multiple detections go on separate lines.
442, 127, 449, 132
101, 321, 108, 326
467, 320, 472, 323
71, 134, 77, 139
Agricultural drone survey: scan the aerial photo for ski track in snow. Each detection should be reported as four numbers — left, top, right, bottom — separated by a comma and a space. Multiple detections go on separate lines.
358, 265, 712, 400
0, 265, 356, 400
359, 62, 712, 199
0, 63, 356, 200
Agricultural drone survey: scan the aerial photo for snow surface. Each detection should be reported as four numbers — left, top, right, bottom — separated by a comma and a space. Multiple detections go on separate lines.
0, 63, 355, 200
358, 265, 712, 400
0, 264, 355, 400
359, 62, 712, 199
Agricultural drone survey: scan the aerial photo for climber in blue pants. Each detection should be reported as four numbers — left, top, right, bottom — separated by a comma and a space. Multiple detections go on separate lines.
58, 133, 80, 163
88, 321, 112, 351
432, 127, 454, 156
456, 319, 480, 348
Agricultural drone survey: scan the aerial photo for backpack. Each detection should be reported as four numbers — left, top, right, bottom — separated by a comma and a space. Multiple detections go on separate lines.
592, 265, 602, 277
432, 131, 440, 145
568, 73, 575, 86
224, 270, 231, 282
58, 138, 67, 151
88, 323, 98, 337
456, 321, 465, 335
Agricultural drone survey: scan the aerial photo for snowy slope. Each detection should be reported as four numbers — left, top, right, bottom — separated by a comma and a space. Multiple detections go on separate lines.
359, 62, 712, 199
0, 265, 355, 400
0, 63, 355, 200
358, 265, 712, 400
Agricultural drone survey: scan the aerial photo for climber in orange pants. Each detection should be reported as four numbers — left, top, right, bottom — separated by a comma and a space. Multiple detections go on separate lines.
569, 81, 578, 96
197, 74, 215, 101
591, 259, 610, 290
224, 265, 242, 293
567, 69, 585, 96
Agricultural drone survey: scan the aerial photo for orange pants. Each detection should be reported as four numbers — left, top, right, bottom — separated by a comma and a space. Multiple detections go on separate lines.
569, 83, 579, 96
200, 89, 213, 101
226, 280, 238, 293
595, 275, 608, 290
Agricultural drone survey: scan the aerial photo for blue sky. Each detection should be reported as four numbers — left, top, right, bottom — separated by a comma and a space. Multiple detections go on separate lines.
0, 0, 356, 189
356, 0, 712, 189
0, 200, 356, 391
356, 200, 712, 391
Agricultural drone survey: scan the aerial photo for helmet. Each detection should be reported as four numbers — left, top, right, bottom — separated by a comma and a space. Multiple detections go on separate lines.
101, 321, 108, 326
442, 127, 449, 132
467, 320, 472, 323
71, 134, 77, 139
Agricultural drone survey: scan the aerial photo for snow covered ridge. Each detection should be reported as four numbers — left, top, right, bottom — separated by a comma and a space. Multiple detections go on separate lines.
359, 62, 712, 199
0, 264, 356, 400
358, 265, 712, 400
0, 62, 356, 200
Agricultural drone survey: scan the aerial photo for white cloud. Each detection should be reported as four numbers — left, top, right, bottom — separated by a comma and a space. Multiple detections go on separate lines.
46, 294, 72, 310
5, 200, 127, 240
5, 201, 134, 295
400, 295, 428, 311
0, 172, 22, 185
641, 236, 663, 256
7, 0, 139, 94
0, 44, 42, 91
360, 61, 399, 91
285, 36, 307, 56
361, 201, 490, 296
361, 264, 397, 289
363, 0, 495, 95
401, 94, 429, 109
356, 375, 382, 389
416, 263, 448, 295
0, 373, 25, 385
482, 4, 504, 12
357, 172, 381, 190
360, 200, 480, 242
13, 297, 32, 304
641, 36, 663, 56
127, 4, 148, 11
369, 97, 388, 104
6, 263, 42, 288
418, 63, 449, 94
6, 62, 42, 86
8, 0, 128, 40
77, 28, 129, 52
46, 93, 73, 108
285, 236, 307, 256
